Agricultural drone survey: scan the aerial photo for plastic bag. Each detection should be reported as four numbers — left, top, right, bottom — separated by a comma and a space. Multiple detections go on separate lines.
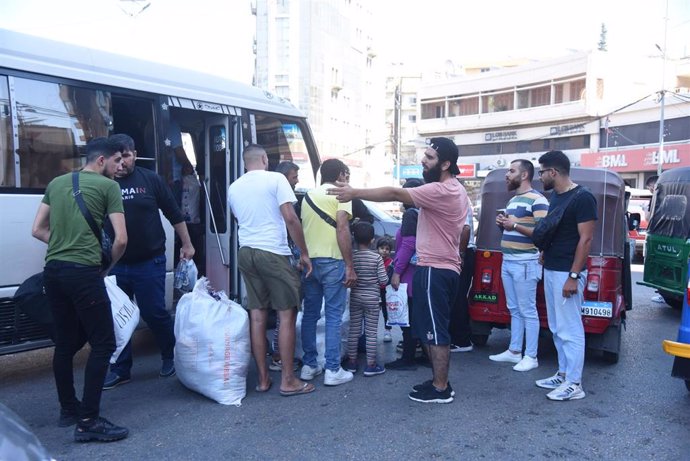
173, 259, 198, 293
104, 276, 140, 364
174, 277, 250, 406
385, 283, 409, 327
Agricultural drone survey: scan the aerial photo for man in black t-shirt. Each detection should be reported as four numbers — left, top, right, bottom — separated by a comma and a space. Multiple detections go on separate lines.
534, 151, 597, 402
103, 134, 195, 390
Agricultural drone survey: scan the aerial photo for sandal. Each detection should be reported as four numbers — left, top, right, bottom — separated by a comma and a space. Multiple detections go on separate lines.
279, 382, 315, 397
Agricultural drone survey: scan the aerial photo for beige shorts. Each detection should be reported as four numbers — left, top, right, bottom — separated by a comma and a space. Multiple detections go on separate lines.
238, 246, 301, 310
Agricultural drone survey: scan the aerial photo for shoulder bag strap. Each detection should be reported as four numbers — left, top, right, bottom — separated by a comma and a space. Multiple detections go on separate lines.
72, 171, 102, 243
303, 192, 337, 228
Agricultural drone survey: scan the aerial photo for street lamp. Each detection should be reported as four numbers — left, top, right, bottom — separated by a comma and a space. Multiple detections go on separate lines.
656, 0, 669, 176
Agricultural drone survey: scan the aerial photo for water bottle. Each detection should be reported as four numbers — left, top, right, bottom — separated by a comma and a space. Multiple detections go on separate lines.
174, 261, 188, 290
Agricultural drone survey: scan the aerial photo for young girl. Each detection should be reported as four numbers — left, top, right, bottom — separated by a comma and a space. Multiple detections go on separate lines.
345, 222, 389, 376
377, 237, 394, 342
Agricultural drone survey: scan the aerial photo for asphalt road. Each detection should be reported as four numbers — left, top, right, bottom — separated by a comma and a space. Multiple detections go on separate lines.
1, 264, 689, 460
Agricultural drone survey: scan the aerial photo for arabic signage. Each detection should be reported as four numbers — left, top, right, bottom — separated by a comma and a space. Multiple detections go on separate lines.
580, 143, 690, 172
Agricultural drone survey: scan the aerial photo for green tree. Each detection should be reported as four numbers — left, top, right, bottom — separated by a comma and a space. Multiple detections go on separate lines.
597, 23, 608, 51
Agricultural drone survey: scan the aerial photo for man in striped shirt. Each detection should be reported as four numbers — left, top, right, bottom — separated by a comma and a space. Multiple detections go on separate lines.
491, 160, 549, 372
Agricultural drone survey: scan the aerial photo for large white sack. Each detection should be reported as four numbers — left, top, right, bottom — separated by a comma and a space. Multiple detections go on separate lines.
174, 278, 250, 406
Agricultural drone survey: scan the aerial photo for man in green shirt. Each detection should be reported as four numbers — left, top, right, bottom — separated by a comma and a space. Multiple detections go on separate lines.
32, 137, 129, 442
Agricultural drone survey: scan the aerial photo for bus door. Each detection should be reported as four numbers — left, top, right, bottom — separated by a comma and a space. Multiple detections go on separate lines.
203, 115, 237, 297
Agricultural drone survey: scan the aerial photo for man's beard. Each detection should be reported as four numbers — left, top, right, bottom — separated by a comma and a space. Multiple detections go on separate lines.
507, 177, 520, 191
422, 162, 442, 183
542, 179, 554, 191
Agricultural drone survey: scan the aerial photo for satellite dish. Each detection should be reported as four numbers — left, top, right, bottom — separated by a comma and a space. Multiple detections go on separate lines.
496, 158, 506, 167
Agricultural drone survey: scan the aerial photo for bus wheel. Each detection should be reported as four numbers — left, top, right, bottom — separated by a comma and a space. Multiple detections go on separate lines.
470, 334, 489, 347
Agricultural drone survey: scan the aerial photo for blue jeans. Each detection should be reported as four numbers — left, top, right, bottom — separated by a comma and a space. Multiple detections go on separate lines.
44, 261, 116, 419
301, 258, 346, 372
501, 259, 542, 358
544, 269, 586, 384
110, 255, 174, 377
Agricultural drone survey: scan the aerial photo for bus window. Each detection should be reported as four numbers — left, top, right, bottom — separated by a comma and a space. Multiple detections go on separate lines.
0, 76, 12, 187
14, 78, 111, 188
253, 114, 316, 191
181, 132, 197, 167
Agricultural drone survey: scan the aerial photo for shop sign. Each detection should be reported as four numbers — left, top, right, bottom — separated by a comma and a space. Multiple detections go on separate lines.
580, 144, 690, 172
484, 131, 517, 142
456, 164, 476, 178
550, 123, 585, 136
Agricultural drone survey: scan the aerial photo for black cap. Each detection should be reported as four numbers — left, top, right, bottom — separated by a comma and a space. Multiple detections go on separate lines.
429, 137, 459, 175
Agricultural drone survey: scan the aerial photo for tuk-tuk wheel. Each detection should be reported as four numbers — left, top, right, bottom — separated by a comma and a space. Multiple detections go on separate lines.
602, 350, 619, 364
662, 294, 683, 310
470, 334, 489, 347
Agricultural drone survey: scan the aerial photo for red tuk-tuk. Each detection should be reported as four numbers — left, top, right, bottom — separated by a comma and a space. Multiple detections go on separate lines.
469, 168, 632, 363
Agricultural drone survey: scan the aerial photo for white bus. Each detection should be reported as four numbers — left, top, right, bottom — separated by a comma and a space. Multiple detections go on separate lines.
0, 29, 321, 354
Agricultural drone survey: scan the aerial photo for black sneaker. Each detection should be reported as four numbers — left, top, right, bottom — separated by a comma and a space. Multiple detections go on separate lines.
160, 359, 176, 378
385, 358, 417, 371
74, 417, 129, 442
411, 380, 455, 397
58, 409, 79, 427
408, 383, 454, 404
102, 372, 130, 390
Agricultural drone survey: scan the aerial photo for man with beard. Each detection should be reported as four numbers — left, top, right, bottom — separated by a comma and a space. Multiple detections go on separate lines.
534, 151, 596, 401
329, 137, 468, 404
102, 133, 195, 389
492, 160, 548, 372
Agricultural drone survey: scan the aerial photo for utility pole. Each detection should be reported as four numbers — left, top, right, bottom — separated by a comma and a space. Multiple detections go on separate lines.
657, 0, 669, 176
394, 81, 401, 185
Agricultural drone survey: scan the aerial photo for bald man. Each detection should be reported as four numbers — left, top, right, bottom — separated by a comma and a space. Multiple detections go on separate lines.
227, 144, 314, 397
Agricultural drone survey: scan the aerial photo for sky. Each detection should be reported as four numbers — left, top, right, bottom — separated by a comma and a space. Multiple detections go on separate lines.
1, 0, 689, 83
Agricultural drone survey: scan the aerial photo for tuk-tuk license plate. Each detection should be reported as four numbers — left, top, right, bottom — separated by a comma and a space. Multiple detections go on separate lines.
581, 301, 612, 318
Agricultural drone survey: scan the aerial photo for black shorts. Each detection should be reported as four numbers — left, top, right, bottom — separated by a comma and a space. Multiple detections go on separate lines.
411, 266, 460, 346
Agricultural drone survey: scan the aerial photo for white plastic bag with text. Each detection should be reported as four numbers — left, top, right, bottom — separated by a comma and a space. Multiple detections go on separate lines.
105, 276, 140, 364
385, 283, 409, 327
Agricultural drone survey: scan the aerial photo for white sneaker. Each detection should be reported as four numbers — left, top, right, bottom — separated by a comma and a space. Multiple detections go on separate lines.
324, 367, 354, 386
300, 364, 322, 381
383, 331, 392, 343
535, 372, 566, 389
513, 355, 538, 372
546, 381, 586, 401
489, 349, 522, 364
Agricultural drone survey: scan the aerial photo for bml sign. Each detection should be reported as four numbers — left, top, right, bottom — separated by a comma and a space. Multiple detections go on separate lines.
580, 144, 690, 172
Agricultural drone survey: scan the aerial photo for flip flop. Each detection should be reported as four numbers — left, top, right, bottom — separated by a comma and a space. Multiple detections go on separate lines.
279, 382, 315, 397
255, 380, 272, 393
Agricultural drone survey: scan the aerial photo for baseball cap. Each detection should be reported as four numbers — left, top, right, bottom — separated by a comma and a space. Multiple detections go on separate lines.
429, 137, 459, 175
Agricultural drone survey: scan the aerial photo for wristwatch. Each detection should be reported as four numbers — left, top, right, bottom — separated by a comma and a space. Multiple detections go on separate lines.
512, 223, 518, 231
568, 272, 579, 280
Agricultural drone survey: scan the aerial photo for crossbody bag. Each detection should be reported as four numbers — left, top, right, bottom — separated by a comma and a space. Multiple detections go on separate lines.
303, 192, 337, 228
531, 186, 584, 251
71, 172, 113, 270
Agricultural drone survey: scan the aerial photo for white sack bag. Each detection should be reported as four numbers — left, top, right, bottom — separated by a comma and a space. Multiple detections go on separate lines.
174, 278, 250, 406
105, 276, 140, 364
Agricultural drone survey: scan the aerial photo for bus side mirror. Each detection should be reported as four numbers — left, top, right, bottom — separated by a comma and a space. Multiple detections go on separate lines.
628, 212, 641, 231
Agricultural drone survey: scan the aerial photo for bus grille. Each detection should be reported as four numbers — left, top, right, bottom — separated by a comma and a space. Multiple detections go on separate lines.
0, 298, 53, 355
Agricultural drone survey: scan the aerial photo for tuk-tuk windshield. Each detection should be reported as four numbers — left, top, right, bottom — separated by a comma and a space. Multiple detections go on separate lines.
648, 167, 690, 238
